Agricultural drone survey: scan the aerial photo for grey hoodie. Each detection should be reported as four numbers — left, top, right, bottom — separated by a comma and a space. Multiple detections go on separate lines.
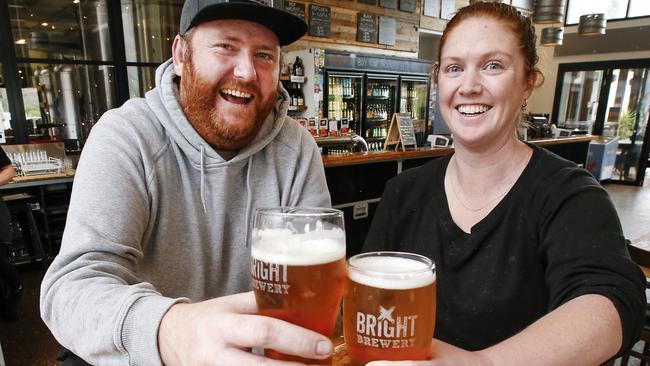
40, 59, 331, 365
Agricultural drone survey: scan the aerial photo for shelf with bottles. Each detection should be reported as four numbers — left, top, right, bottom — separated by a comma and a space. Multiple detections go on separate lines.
288, 105, 308, 112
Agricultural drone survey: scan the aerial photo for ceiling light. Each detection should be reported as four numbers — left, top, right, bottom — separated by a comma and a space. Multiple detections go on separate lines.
533, 0, 565, 24
73, 0, 80, 3
41, 22, 48, 26
578, 13, 606, 36
541, 27, 563, 46
15, 39, 26, 45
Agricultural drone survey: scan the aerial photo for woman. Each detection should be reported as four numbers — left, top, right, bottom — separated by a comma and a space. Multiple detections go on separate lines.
363, 3, 645, 365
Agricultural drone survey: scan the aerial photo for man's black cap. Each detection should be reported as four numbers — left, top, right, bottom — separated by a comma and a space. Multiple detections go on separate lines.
180, 0, 308, 46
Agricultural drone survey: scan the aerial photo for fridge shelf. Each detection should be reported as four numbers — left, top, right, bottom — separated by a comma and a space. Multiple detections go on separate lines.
367, 96, 390, 100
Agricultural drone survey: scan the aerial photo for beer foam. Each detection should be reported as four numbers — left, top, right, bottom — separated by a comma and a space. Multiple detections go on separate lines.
348, 256, 436, 290
251, 228, 346, 265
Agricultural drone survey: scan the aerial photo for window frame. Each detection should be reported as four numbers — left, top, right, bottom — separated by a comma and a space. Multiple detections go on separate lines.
564, 0, 650, 26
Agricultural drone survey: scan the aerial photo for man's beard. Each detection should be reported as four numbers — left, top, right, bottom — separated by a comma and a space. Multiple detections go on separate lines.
178, 54, 276, 151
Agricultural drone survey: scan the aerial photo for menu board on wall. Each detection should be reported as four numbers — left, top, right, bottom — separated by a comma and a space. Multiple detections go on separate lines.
358, 0, 377, 4
284, 1, 306, 21
441, 0, 456, 20
309, 5, 331, 37
379, 0, 398, 9
399, 0, 417, 13
378, 16, 396, 46
423, 0, 440, 17
357, 13, 378, 43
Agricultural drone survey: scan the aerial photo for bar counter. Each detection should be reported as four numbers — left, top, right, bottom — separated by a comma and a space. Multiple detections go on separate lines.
322, 135, 595, 168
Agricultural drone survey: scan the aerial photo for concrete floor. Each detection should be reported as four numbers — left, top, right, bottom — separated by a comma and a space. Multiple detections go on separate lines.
0, 176, 649, 366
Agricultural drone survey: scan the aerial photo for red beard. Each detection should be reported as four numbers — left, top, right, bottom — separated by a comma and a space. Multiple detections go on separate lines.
178, 54, 276, 151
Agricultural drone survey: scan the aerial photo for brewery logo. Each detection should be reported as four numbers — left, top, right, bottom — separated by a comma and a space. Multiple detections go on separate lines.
355, 305, 418, 348
251, 259, 291, 294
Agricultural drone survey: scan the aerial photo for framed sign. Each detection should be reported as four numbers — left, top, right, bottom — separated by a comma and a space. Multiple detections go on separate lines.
378, 16, 396, 46
284, 1, 305, 21
309, 5, 331, 37
357, 13, 378, 43
423, 0, 440, 18
399, 0, 417, 13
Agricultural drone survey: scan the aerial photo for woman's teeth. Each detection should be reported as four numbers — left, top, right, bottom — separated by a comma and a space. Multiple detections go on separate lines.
457, 105, 490, 115
222, 89, 252, 99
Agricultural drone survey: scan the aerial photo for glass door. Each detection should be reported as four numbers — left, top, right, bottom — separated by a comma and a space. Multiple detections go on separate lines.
400, 77, 430, 146
553, 60, 650, 185
326, 72, 363, 135
364, 74, 398, 151
555, 70, 604, 133
604, 67, 649, 183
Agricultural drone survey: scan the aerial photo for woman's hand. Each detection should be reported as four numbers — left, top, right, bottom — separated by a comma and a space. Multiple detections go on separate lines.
367, 339, 494, 366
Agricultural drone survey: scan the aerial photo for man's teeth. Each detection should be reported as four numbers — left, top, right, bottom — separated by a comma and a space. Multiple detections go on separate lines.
222, 89, 252, 99
457, 105, 490, 114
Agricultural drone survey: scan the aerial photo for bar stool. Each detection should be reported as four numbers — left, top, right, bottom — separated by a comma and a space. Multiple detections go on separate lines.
2, 193, 46, 265
620, 240, 650, 366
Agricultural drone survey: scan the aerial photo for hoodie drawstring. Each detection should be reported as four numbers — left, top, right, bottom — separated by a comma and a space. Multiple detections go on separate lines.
199, 144, 207, 213
244, 155, 253, 247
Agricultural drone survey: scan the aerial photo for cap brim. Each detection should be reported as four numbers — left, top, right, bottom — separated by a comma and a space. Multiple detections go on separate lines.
188, 3, 308, 46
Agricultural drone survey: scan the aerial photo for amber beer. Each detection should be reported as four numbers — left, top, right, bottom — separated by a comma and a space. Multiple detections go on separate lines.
251, 208, 346, 364
343, 252, 437, 366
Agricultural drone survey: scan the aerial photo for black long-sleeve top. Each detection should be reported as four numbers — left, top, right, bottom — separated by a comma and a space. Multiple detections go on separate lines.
363, 144, 646, 354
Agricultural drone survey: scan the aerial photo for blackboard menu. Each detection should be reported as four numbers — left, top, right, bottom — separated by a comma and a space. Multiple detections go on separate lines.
357, 13, 378, 43
309, 5, 331, 38
378, 16, 396, 46
396, 114, 417, 147
358, 0, 377, 4
399, 0, 417, 13
379, 0, 397, 9
284, 1, 305, 22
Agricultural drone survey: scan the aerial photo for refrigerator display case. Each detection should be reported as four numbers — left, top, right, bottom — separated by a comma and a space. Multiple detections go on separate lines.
364, 75, 398, 150
326, 72, 364, 134
399, 77, 430, 146
322, 51, 433, 151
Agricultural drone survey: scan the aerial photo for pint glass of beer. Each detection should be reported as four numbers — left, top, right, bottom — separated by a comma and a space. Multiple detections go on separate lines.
251, 207, 346, 364
343, 251, 436, 365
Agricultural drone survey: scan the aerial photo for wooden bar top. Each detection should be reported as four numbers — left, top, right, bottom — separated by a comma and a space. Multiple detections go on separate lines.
322, 135, 595, 168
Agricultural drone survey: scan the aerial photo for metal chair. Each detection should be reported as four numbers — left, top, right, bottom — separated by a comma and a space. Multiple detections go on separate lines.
619, 241, 650, 366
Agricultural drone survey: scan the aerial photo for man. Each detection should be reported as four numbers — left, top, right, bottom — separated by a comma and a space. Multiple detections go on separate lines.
40, 1, 332, 364
0, 146, 22, 321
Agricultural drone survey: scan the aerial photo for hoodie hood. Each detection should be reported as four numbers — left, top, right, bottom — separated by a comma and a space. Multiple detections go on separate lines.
145, 58, 290, 167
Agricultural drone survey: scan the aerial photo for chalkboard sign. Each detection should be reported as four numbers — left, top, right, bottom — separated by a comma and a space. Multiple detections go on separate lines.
358, 0, 377, 4
357, 13, 378, 43
379, 0, 397, 9
396, 114, 417, 147
384, 113, 417, 151
309, 5, 331, 37
284, 1, 305, 21
378, 16, 396, 46
399, 0, 417, 13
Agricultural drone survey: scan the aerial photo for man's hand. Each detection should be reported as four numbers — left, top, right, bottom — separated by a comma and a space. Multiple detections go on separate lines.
366, 339, 493, 366
158, 291, 333, 365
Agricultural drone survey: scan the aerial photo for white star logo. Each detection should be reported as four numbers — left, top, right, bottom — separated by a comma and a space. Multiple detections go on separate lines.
378, 306, 396, 323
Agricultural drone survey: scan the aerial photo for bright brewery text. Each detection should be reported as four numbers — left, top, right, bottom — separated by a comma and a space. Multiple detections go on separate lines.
251, 258, 291, 294
356, 306, 418, 348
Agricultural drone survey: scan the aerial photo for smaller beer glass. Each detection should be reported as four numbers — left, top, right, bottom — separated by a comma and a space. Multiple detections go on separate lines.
343, 251, 436, 366
251, 207, 346, 364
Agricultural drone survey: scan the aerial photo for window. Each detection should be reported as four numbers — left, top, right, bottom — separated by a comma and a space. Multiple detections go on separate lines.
629, 0, 650, 17
0, 64, 11, 136
9, 0, 112, 61
566, 0, 649, 25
